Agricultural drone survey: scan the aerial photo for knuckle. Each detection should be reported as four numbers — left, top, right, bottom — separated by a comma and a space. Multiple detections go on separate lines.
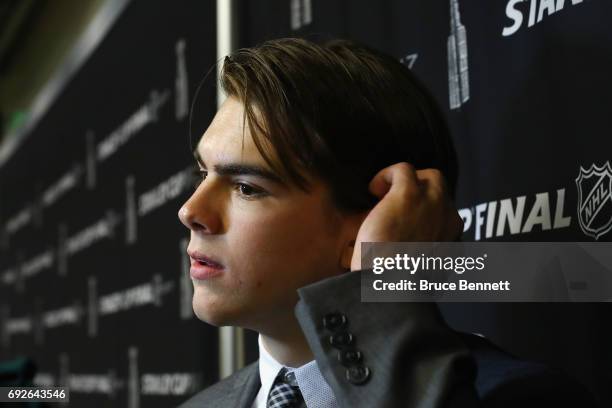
396, 161, 415, 173
428, 169, 447, 189
429, 168, 444, 178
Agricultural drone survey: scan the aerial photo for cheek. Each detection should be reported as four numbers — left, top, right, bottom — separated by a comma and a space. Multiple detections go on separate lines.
228, 203, 342, 287
190, 196, 347, 328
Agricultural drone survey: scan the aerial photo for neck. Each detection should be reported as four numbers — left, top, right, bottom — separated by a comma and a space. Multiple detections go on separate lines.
259, 314, 314, 368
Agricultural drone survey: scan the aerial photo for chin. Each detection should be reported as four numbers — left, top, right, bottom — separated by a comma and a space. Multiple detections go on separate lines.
193, 309, 227, 327
192, 295, 240, 327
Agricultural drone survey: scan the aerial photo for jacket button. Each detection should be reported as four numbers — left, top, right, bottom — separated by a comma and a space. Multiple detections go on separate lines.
338, 349, 362, 366
322, 312, 347, 330
345, 365, 370, 385
329, 332, 353, 348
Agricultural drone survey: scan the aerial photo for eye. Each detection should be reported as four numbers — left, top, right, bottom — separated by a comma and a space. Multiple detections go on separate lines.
234, 182, 266, 199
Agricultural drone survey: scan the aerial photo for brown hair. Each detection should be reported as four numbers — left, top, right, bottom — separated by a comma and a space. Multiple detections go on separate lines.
219, 37, 458, 212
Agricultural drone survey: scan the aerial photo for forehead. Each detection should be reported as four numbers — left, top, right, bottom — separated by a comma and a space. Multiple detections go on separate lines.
196, 97, 264, 164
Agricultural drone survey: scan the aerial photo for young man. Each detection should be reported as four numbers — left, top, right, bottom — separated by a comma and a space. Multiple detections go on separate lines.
177, 39, 595, 408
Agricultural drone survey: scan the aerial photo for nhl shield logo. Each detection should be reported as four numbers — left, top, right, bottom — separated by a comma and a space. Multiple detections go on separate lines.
575, 161, 612, 240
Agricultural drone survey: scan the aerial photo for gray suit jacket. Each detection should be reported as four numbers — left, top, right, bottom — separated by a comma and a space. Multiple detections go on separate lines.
178, 270, 597, 408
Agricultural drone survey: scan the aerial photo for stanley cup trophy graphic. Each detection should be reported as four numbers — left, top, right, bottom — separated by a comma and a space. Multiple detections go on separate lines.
447, 0, 470, 110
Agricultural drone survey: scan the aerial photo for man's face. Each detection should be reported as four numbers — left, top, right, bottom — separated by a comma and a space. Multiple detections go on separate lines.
178, 97, 355, 331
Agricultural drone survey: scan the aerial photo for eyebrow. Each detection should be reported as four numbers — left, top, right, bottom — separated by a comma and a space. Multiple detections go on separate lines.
193, 150, 284, 184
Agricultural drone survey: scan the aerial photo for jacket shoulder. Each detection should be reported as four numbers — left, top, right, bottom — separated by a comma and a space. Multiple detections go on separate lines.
176, 361, 259, 408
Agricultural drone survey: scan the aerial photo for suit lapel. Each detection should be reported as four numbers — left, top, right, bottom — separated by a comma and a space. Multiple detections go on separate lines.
235, 361, 261, 408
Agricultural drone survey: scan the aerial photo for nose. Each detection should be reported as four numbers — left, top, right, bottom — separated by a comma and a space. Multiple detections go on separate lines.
178, 184, 221, 234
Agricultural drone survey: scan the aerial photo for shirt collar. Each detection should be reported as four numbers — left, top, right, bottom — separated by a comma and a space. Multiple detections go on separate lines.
257, 335, 339, 408
257, 335, 291, 399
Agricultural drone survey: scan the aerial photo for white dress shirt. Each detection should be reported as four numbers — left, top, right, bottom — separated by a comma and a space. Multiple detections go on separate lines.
252, 335, 339, 408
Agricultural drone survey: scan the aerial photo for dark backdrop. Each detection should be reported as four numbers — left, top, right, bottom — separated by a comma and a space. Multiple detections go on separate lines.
0, 1, 218, 407
1, 1, 610, 407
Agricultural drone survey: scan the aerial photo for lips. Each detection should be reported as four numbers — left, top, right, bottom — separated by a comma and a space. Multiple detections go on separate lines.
187, 250, 225, 280
187, 250, 224, 269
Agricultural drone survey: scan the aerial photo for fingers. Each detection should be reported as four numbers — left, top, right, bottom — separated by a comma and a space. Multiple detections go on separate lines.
416, 168, 462, 239
416, 168, 446, 200
368, 162, 420, 199
368, 163, 460, 240
368, 163, 448, 202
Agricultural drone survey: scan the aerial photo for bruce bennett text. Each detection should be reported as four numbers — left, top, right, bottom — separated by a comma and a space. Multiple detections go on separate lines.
372, 279, 511, 292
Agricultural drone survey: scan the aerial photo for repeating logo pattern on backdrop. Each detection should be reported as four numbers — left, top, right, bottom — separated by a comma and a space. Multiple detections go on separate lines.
0, 32, 204, 407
